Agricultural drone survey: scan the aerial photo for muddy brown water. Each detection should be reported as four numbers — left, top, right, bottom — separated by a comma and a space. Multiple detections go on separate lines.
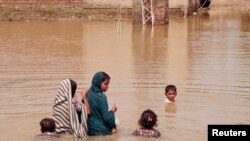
0, 7, 250, 141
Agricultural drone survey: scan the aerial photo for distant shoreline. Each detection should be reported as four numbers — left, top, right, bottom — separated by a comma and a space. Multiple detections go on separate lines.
0, 4, 249, 21
0, 7, 132, 21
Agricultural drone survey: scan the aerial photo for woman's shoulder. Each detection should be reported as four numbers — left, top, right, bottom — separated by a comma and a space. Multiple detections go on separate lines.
88, 90, 105, 98
98, 92, 107, 98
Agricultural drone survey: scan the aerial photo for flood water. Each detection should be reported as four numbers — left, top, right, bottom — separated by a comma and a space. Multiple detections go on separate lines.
0, 7, 250, 141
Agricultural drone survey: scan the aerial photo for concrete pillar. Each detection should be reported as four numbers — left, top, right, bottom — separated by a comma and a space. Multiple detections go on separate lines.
132, 0, 142, 24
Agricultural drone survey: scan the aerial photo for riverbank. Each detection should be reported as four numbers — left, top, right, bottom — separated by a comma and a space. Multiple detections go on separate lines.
0, 1, 131, 21
0, 7, 131, 21
0, 1, 249, 21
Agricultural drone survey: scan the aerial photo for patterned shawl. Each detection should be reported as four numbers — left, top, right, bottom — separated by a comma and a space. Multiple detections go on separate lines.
52, 79, 88, 139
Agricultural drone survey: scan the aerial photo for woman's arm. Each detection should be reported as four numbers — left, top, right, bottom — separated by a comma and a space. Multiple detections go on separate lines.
81, 89, 91, 115
99, 95, 116, 129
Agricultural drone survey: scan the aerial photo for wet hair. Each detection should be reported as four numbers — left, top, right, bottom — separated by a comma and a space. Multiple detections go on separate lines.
165, 85, 177, 93
138, 109, 158, 129
70, 79, 77, 97
40, 118, 56, 133
101, 72, 110, 82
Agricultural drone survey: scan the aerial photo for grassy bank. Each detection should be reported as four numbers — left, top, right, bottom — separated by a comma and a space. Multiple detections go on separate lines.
0, 7, 132, 21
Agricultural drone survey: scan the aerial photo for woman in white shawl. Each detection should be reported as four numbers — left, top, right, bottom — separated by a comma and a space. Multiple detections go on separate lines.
52, 79, 89, 139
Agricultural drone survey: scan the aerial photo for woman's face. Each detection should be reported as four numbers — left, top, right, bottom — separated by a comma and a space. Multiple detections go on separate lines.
100, 79, 110, 92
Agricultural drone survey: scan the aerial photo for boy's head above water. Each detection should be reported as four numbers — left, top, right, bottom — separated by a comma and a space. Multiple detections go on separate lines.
165, 84, 177, 103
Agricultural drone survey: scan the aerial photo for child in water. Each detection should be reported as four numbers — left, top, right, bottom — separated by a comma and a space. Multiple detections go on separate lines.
36, 118, 60, 138
132, 109, 161, 138
164, 84, 177, 103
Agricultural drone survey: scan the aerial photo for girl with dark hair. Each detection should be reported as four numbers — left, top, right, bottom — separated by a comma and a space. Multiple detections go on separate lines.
132, 109, 161, 138
87, 71, 118, 136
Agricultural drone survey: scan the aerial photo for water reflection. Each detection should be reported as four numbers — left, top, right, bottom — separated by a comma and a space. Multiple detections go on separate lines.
131, 25, 168, 88
0, 7, 250, 141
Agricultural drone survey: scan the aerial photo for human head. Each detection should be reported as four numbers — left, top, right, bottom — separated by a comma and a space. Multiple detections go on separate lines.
165, 85, 177, 102
91, 71, 110, 92
69, 79, 77, 97
138, 109, 158, 129
40, 118, 56, 133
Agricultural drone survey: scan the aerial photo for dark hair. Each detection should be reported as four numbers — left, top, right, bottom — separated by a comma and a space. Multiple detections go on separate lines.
70, 79, 77, 97
165, 85, 177, 93
138, 109, 158, 129
101, 72, 110, 82
40, 118, 56, 133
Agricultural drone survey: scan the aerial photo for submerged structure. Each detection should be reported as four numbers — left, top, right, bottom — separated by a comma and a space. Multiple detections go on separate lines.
133, 0, 199, 25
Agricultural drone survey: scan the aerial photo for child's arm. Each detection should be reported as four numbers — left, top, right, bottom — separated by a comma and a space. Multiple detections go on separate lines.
81, 89, 91, 115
